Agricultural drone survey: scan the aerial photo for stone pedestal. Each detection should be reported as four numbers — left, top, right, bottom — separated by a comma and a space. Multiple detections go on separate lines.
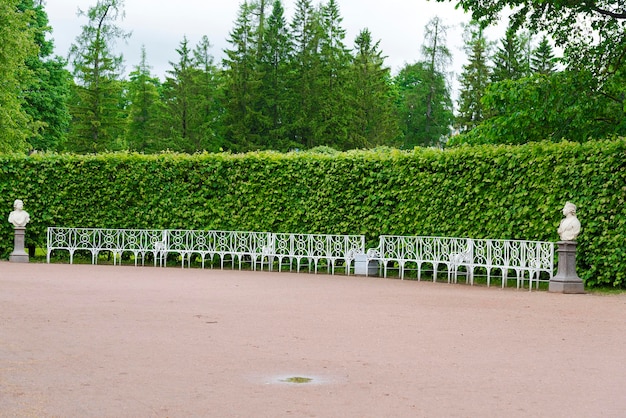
549, 241, 584, 294
9, 227, 29, 263
354, 253, 379, 276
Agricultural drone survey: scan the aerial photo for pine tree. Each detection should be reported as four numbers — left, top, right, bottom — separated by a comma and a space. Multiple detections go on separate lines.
222, 2, 263, 151
158, 37, 195, 152
420, 16, 454, 146
288, 0, 322, 148
315, 0, 352, 146
67, 0, 130, 153
349, 28, 399, 148
257, 0, 294, 150
456, 22, 492, 132
125, 46, 161, 152
189, 35, 224, 152
531, 36, 558, 75
491, 26, 527, 82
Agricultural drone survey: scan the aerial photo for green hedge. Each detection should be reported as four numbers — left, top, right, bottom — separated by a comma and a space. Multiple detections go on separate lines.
1, 139, 625, 287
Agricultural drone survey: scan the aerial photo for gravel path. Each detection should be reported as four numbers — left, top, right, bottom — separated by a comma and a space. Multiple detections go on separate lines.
1, 261, 625, 417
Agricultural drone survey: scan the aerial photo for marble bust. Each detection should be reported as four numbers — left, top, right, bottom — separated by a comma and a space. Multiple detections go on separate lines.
557, 201, 581, 241
8, 199, 30, 228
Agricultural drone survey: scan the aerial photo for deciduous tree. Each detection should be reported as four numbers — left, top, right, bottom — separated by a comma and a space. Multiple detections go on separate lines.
0, 0, 38, 153
21, 0, 72, 151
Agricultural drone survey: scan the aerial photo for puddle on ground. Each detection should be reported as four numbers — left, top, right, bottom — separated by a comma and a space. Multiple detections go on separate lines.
256, 373, 343, 386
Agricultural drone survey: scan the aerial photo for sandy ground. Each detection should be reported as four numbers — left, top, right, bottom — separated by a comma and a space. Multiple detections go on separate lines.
1, 261, 626, 418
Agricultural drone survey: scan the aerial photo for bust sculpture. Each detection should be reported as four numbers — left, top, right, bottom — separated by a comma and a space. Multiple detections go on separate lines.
8, 199, 30, 228
557, 201, 581, 241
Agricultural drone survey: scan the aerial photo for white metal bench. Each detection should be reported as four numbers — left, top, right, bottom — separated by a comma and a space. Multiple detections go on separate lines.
166, 229, 272, 270
468, 239, 554, 289
264, 233, 365, 274
366, 235, 554, 290
46, 227, 166, 266
366, 235, 473, 281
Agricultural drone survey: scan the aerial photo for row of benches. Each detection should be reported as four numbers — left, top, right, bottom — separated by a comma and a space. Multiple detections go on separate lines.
46, 227, 554, 289
46, 228, 365, 274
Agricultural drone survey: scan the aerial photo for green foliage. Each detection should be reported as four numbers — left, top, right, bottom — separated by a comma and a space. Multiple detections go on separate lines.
394, 62, 453, 148
0, 0, 39, 153
125, 46, 162, 152
451, 71, 626, 145
456, 22, 492, 132
349, 29, 400, 148
20, 0, 72, 151
438, 0, 626, 75
66, 0, 130, 153
1, 139, 626, 288
491, 26, 529, 82
531, 36, 557, 75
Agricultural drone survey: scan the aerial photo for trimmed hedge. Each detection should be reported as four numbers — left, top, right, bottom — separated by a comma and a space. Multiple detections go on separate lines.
1, 139, 625, 287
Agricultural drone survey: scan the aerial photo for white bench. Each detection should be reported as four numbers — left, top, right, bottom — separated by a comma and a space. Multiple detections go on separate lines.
46, 227, 166, 266
166, 229, 272, 269
366, 235, 554, 290
264, 233, 365, 274
469, 239, 554, 289
366, 235, 473, 281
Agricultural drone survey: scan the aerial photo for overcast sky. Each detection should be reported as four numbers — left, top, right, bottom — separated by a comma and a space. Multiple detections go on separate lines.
45, 0, 507, 96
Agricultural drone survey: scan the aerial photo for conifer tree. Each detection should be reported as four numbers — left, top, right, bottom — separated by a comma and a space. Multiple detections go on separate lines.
315, 0, 352, 146
222, 2, 263, 151
158, 37, 196, 152
67, 0, 130, 153
257, 0, 294, 150
420, 16, 454, 146
491, 26, 528, 82
189, 35, 224, 152
349, 28, 399, 148
125, 46, 161, 152
288, 0, 322, 148
531, 36, 558, 75
456, 22, 492, 132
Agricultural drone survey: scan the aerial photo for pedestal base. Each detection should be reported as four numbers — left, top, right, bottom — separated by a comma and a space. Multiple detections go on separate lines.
9, 226, 29, 263
548, 277, 585, 294
9, 252, 29, 263
549, 241, 584, 294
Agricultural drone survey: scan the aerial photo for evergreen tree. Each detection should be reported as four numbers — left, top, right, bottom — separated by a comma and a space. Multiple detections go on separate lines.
21, 0, 72, 151
67, 0, 130, 153
315, 0, 352, 146
189, 35, 223, 152
158, 37, 195, 152
420, 16, 454, 146
456, 22, 492, 132
349, 28, 399, 148
0, 0, 38, 153
125, 46, 161, 152
491, 26, 527, 82
222, 2, 263, 151
288, 0, 322, 148
531, 36, 558, 75
257, 0, 294, 150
